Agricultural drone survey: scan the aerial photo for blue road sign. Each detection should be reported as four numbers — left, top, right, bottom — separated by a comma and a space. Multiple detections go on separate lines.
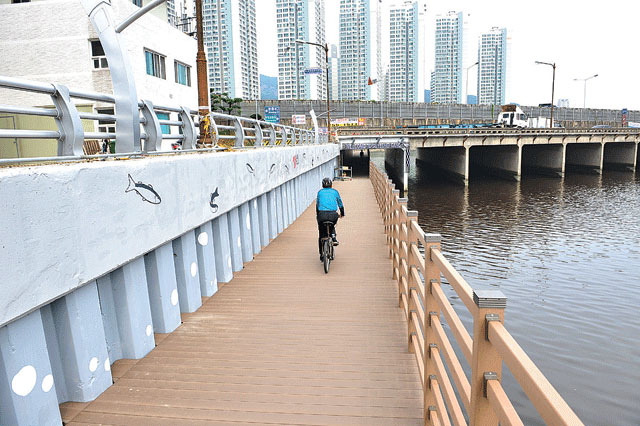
264, 106, 280, 123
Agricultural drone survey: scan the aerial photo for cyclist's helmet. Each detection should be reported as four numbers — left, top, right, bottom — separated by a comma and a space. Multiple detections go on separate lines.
322, 177, 332, 188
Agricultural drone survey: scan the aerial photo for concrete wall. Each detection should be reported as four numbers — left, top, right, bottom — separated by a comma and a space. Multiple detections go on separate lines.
0, 145, 337, 424
384, 147, 408, 190
603, 142, 637, 171
0, 144, 338, 328
565, 143, 604, 174
521, 144, 565, 177
416, 146, 468, 184
469, 145, 521, 180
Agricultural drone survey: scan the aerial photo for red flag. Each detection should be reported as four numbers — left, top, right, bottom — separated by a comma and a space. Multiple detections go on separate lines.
368, 77, 378, 85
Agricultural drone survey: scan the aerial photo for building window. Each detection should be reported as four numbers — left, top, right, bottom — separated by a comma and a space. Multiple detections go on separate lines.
144, 49, 166, 79
11, 0, 30, 3
132, 0, 142, 6
90, 40, 108, 69
156, 112, 171, 134
97, 108, 115, 134
174, 61, 191, 86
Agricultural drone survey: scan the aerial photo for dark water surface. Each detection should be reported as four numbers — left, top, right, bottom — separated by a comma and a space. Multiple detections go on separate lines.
371, 152, 640, 425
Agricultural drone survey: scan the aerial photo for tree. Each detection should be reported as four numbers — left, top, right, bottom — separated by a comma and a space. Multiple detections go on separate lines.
210, 91, 243, 116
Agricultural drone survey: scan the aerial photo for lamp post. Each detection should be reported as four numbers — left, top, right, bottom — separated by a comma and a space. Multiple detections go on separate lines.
573, 74, 598, 108
465, 61, 478, 104
295, 39, 331, 140
195, 0, 209, 144
535, 60, 556, 128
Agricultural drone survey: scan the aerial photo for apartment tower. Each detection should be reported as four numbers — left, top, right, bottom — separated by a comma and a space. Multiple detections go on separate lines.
477, 27, 507, 105
388, 1, 419, 102
431, 11, 463, 104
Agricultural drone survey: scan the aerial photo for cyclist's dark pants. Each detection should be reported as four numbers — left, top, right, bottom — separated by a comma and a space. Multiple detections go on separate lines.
317, 210, 339, 255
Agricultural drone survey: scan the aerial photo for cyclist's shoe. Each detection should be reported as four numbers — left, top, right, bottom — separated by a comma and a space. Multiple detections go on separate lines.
331, 234, 339, 246
320, 254, 323, 262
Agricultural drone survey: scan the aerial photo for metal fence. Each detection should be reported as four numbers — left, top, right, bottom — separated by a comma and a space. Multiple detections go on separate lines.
0, 75, 326, 165
243, 100, 640, 128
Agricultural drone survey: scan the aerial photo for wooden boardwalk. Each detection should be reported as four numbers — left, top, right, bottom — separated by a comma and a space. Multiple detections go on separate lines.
61, 178, 423, 425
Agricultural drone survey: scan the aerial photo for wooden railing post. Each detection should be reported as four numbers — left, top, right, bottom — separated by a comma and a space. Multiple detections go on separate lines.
406, 210, 419, 352
469, 289, 507, 426
423, 233, 442, 420
396, 198, 408, 307
389, 189, 400, 261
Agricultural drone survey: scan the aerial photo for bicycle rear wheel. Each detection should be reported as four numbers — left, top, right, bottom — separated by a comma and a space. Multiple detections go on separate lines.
323, 239, 331, 273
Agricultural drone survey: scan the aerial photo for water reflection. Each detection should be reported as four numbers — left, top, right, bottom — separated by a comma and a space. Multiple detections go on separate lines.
372, 152, 640, 426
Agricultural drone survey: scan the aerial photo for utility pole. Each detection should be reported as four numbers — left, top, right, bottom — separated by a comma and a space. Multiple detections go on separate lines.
195, 0, 209, 144
535, 61, 556, 128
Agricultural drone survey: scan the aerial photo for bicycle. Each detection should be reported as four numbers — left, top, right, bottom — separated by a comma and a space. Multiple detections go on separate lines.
320, 221, 336, 274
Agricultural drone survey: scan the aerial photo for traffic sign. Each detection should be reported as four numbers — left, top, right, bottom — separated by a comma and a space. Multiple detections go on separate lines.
264, 106, 280, 123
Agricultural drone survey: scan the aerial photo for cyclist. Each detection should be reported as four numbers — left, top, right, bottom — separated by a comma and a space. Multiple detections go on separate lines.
316, 177, 345, 260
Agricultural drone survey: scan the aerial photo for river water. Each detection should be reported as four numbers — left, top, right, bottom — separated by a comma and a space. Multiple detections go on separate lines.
369, 152, 640, 425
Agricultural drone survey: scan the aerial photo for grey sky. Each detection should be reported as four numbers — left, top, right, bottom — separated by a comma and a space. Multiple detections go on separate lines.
257, 1, 640, 110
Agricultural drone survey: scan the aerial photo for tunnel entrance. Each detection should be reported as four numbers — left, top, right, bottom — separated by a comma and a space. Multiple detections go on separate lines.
341, 149, 370, 177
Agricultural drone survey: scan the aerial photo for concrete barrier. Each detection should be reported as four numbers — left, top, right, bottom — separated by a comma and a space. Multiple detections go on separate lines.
0, 144, 338, 425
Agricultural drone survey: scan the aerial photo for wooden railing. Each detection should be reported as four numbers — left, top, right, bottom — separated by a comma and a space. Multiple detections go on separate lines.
369, 161, 584, 426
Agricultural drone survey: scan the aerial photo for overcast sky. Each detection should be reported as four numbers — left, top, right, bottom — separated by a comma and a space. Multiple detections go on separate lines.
256, 1, 640, 110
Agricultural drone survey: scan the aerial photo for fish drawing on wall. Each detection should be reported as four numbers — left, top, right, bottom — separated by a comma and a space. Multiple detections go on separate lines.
209, 187, 220, 213
246, 163, 255, 175
125, 174, 161, 205
292, 155, 299, 169
269, 163, 277, 175
283, 164, 290, 174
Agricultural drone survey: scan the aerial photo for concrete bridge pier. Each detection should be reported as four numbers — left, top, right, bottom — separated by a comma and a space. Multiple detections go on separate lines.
212, 214, 234, 283
195, 223, 218, 297
566, 143, 604, 174
384, 147, 409, 190
227, 207, 244, 272
172, 232, 203, 313
416, 146, 469, 185
144, 242, 182, 333
603, 142, 637, 171
0, 310, 62, 426
470, 144, 522, 181
521, 144, 565, 177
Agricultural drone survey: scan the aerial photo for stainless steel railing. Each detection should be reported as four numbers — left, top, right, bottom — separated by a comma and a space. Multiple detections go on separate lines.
0, 75, 328, 165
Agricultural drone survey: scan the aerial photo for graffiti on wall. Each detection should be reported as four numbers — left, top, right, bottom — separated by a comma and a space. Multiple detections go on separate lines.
125, 174, 162, 205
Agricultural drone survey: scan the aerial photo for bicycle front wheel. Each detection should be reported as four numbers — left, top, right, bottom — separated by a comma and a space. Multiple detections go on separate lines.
323, 239, 331, 273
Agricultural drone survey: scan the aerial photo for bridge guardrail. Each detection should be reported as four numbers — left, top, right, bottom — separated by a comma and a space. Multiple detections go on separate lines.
0, 75, 327, 165
369, 161, 584, 426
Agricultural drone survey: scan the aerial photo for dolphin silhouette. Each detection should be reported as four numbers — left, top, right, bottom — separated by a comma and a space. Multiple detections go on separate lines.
125, 174, 161, 205
210, 187, 220, 212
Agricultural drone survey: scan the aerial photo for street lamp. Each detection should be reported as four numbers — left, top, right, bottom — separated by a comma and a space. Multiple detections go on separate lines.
295, 39, 331, 140
535, 60, 556, 128
465, 61, 478, 104
573, 74, 598, 108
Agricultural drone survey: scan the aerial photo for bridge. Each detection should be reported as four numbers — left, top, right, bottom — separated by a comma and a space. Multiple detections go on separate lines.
338, 127, 640, 187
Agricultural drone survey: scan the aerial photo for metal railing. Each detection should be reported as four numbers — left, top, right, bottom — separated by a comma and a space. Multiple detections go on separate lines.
0, 75, 327, 165
369, 161, 584, 426
338, 126, 640, 138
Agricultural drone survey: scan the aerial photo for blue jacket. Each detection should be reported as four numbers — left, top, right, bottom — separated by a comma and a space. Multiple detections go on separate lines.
316, 187, 344, 215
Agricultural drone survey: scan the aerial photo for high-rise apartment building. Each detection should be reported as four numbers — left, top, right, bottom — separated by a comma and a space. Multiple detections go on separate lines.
431, 11, 463, 104
202, 0, 260, 99
328, 44, 339, 101
339, 0, 371, 100
388, 1, 419, 102
276, 0, 327, 100
477, 27, 506, 105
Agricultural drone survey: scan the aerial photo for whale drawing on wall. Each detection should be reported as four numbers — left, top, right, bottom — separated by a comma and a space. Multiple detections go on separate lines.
125, 174, 161, 205
209, 187, 220, 213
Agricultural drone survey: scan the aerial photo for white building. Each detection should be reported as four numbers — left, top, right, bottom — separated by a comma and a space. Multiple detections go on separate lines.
0, 0, 197, 157
477, 27, 507, 105
276, 0, 326, 100
431, 11, 463, 104
339, 0, 371, 100
388, 1, 419, 102
328, 44, 340, 101
203, 0, 260, 99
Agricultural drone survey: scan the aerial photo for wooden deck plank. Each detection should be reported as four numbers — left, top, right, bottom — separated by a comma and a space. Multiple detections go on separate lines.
64, 178, 423, 425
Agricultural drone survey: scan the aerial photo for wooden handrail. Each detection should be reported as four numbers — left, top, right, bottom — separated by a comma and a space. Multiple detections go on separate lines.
486, 380, 524, 426
488, 321, 583, 425
368, 161, 583, 426
431, 248, 476, 315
